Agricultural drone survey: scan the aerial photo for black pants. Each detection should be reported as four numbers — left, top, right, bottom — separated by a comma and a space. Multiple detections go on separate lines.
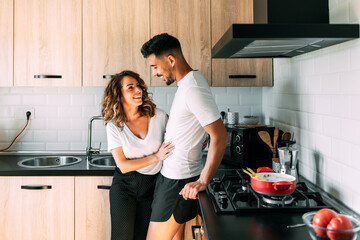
110, 167, 158, 240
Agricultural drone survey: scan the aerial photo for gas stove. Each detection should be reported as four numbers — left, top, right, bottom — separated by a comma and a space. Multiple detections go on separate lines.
207, 169, 332, 214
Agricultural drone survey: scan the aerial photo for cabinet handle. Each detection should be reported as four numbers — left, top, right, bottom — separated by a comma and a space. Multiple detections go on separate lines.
229, 75, 256, 79
103, 75, 114, 79
21, 185, 52, 190
97, 185, 111, 190
34, 75, 62, 79
191, 225, 203, 240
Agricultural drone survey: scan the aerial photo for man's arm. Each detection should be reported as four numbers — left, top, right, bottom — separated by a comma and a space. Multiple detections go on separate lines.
179, 118, 228, 200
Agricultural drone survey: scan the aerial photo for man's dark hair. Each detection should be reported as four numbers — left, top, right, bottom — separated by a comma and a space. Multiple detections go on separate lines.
141, 33, 182, 58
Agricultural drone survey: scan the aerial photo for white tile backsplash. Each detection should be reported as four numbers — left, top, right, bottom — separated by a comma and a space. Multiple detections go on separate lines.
46, 118, 71, 130
340, 70, 360, 94
0, 94, 21, 106
262, 0, 360, 214
33, 130, 58, 142
22, 95, 46, 105
35, 106, 58, 119
47, 95, 71, 106
0, 86, 262, 153
215, 93, 239, 106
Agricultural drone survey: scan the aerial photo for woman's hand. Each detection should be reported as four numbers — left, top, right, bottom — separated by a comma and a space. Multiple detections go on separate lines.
202, 137, 209, 150
155, 141, 174, 161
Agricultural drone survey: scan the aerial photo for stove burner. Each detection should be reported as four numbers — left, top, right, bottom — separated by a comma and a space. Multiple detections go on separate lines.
241, 185, 248, 192
207, 169, 332, 214
261, 195, 295, 206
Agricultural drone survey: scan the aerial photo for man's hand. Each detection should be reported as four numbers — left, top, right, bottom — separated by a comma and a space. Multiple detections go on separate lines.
179, 180, 207, 200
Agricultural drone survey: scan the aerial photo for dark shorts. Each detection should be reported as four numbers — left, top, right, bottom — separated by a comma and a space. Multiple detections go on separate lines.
150, 174, 199, 224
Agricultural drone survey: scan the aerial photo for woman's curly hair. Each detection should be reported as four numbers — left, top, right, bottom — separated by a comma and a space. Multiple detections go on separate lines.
101, 70, 156, 128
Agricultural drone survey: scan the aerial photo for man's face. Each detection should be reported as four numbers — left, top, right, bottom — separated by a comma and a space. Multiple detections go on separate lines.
147, 54, 175, 86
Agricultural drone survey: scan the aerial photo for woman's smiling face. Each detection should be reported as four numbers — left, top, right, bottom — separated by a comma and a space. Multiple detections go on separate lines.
120, 76, 143, 107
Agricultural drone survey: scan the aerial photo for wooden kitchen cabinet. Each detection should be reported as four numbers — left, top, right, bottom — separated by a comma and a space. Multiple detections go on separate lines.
0, 0, 13, 86
0, 176, 75, 240
211, 0, 273, 86
14, 0, 81, 87
0, 176, 112, 240
75, 176, 112, 240
184, 214, 205, 240
83, 0, 150, 86
150, 0, 211, 86
6, 0, 271, 87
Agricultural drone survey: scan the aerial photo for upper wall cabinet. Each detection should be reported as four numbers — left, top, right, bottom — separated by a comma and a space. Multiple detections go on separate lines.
14, 0, 81, 87
0, 0, 13, 87
83, 0, 150, 86
150, 0, 211, 86
211, 0, 273, 87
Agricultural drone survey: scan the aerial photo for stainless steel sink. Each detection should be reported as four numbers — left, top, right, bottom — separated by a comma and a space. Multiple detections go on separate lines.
17, 156, 82, 168
89, 156, 116, 168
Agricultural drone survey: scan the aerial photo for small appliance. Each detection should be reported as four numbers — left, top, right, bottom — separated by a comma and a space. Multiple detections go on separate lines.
223, 125, 274, 168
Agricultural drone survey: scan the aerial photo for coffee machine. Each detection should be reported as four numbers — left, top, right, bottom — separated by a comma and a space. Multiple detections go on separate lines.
278, 143, 298, 179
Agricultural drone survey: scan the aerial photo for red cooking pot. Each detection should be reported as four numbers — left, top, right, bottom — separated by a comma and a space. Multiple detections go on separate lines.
250, 167, 296, 196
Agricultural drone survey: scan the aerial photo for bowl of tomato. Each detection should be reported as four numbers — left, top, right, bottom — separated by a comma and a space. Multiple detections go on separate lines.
302, 210, 360, 240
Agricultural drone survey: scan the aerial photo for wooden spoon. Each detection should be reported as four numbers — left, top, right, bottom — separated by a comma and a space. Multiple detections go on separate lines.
273, 128, 279, 149
282, 132, 291, 141
258, 131, 273, 150
258, 131, 279, 163
273, 128, 279, 162
244, 168, 266, 181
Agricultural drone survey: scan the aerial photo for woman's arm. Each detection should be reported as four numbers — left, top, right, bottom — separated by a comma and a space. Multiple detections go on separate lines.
111, 141, 174, 174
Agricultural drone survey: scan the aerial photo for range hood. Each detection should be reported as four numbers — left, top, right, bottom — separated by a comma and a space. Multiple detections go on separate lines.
212, 0, 359, 58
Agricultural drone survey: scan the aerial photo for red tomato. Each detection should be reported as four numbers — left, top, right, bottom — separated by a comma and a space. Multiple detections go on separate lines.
312, 208, 338, 237
326, 215, 354, 240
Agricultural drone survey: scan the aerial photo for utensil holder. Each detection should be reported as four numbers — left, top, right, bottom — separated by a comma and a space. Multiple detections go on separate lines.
227, 112, 239, 124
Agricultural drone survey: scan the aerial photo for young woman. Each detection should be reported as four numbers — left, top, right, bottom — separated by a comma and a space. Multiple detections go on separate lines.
101, 70, 174, 240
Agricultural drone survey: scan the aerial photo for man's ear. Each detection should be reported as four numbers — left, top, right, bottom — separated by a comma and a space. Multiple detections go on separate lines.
167, 55, 176, 67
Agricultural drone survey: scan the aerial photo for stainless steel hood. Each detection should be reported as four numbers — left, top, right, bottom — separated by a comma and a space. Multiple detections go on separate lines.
212, 24, 359, 58
212, 0, 359, 58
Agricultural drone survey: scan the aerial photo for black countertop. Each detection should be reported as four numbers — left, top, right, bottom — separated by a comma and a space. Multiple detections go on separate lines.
0, 153, 114, 176
198, 191, 308, 240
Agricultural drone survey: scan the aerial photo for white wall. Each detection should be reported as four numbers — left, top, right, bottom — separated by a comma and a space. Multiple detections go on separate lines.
263, 0, 360, 213
0, 86, 262, 152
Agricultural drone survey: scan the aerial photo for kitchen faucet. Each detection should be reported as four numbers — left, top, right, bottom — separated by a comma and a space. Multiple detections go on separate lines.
86, 116, 104, 160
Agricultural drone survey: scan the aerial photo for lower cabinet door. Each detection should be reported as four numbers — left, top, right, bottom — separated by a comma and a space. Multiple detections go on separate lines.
184, 214, 206, 240
0, 176, 75, 240
75, 176, 112, 240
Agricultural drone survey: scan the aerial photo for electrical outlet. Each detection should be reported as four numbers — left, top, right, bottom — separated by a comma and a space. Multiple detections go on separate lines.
15, 107, 35, 120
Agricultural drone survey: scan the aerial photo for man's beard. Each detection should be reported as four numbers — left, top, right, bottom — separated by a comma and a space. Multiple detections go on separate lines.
166, 79, 175, 85
162, 71, 175, 85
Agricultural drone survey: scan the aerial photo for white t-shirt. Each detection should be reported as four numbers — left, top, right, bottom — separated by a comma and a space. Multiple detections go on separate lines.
162, 71, 220, 179
106, 108, 167, 175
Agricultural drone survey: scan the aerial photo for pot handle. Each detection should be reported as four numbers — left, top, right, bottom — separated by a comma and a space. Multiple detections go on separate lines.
273, 181, 292, 191
257, 167, 274, 173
